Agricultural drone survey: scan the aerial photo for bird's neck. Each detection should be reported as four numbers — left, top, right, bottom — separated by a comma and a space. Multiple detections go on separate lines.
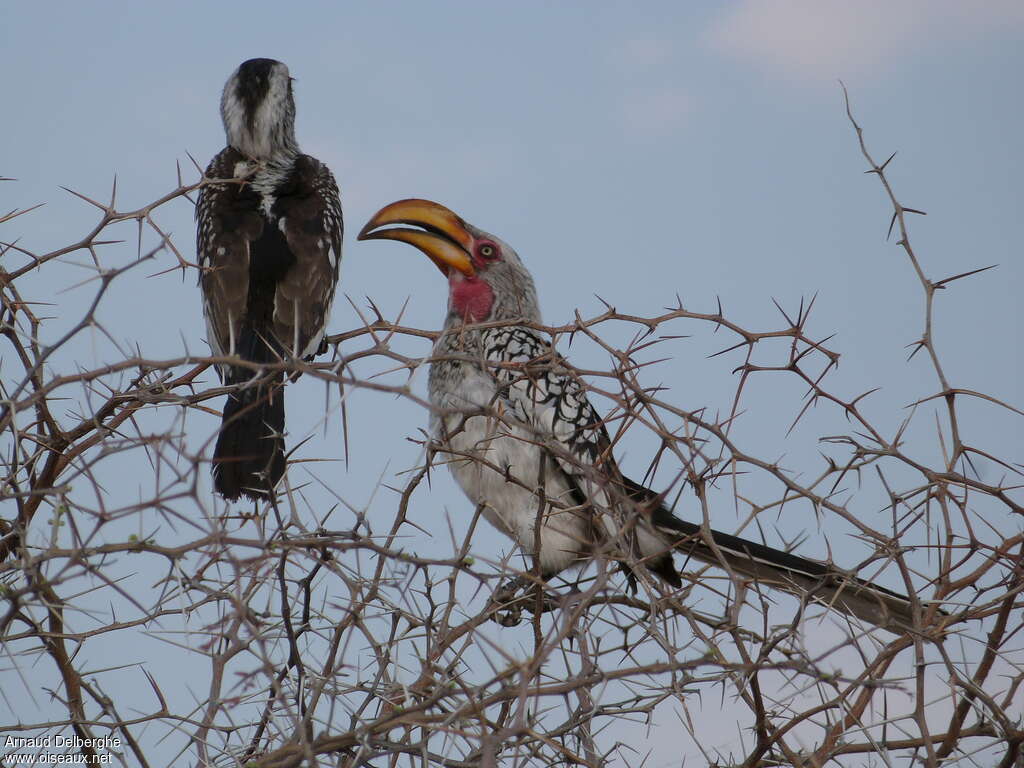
448, 274, 494, 324
233, 143, 299, 169
225, 118, 299, 168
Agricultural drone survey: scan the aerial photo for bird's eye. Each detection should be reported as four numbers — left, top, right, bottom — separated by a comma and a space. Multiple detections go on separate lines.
477, 243, 498, 260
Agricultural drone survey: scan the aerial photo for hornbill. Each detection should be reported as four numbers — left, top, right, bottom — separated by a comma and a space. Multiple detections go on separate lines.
359, 198, 938, 633
197, 59, 342, 501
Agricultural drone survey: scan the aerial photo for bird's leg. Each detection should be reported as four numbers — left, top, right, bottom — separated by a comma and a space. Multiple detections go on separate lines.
488, 574, 565, 626
489, 576, 528, 627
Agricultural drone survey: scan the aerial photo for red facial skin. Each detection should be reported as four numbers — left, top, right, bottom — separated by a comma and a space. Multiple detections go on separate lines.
449, 240, 499, 322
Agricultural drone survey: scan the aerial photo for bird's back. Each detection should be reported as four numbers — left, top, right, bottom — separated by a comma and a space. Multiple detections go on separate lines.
198, 150, 342, 370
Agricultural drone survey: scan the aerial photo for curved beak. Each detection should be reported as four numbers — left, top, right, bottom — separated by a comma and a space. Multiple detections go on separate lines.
358, 198, 475, 277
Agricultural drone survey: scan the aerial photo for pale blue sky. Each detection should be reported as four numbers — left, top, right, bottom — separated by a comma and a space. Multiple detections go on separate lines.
3, 2, 1022, 764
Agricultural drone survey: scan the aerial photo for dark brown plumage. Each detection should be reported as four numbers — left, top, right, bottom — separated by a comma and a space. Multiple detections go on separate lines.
197, 59, 342, 501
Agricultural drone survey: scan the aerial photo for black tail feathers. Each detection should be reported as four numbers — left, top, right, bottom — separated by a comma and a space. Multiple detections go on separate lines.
623, 477, 941, 634
213, 375, 286, 501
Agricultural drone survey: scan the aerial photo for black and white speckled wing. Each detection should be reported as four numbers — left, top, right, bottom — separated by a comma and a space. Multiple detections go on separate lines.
482, 326, 617, 501
272, 154, 343, 359
196, 147, 262, 378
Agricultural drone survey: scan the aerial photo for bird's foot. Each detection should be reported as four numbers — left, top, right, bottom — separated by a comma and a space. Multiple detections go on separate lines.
489, 578, 527, 626
488, 577, 559, 627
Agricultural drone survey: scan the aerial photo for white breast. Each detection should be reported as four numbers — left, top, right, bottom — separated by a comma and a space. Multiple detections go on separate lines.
434, 367, 591, 574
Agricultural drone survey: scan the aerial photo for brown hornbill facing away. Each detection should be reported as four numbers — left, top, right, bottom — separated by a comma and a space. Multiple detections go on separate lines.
359, 199, 940, 633
197, 59, 342, 501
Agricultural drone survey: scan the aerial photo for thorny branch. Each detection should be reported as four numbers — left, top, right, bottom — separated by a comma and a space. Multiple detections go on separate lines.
0, 105, 1021, 767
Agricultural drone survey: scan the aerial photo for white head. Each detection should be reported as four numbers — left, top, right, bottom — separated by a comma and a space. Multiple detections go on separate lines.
220, 58, 299, 163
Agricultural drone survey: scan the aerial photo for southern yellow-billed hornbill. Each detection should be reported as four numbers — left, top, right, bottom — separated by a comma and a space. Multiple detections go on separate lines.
359, 199, 937, 633
197, 59, 342, 501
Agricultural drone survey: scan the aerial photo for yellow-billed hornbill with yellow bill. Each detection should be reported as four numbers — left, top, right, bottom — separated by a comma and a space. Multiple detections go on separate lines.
359, 198, 941, 633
